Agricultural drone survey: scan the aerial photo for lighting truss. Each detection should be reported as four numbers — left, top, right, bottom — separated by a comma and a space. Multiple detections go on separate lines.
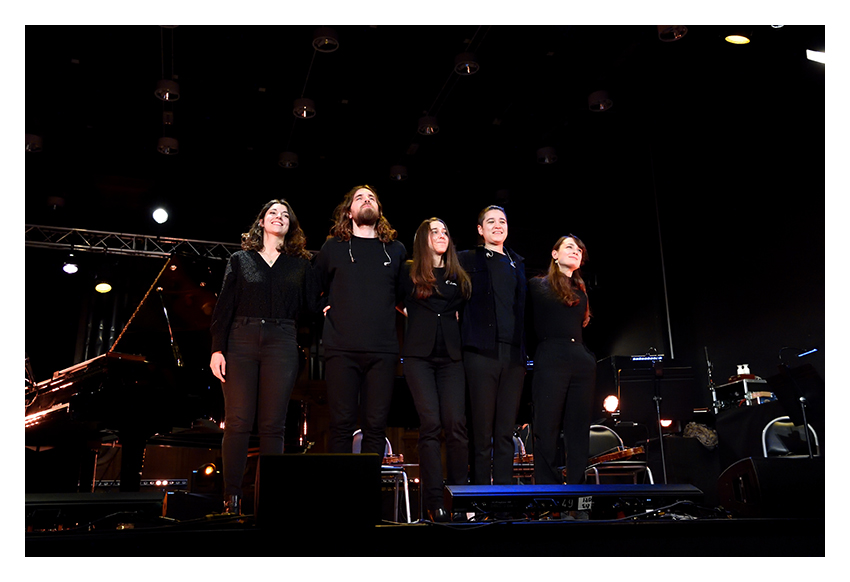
25, 225, 242, 260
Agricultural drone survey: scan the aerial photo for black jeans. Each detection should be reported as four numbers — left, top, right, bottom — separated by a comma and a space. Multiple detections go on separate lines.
463, 345, 525, 485
324, 351, 398, 456
403, 356, 469, 511
531, 339, 596, 484
221, 317, 299, 497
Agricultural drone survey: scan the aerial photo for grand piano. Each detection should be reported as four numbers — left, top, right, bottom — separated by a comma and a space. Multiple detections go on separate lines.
25, 254, 228, 493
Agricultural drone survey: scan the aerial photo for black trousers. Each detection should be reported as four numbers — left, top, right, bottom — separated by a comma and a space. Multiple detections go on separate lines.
403, 356, 469, 511
221, 317, 300, 497
324, 351, 397, 456
464, 345, 525, 485
531, 339, 596, 484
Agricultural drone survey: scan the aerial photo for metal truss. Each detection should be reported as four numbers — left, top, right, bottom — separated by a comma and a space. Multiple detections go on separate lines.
25, 225, 242, 260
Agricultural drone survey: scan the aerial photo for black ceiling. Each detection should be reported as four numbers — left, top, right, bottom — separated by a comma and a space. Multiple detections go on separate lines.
25, 24, 825, 264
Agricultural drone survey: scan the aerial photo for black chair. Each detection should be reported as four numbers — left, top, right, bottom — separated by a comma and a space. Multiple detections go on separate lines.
585, 425, 654, 484
761, 416, 820, 458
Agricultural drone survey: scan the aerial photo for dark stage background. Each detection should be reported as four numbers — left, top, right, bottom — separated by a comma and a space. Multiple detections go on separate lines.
24, 24, 825, 409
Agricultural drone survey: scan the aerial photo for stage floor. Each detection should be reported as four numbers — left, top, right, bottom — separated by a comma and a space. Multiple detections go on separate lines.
25, 489, 825, 557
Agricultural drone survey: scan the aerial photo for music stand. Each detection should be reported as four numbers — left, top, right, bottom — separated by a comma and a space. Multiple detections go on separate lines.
617, 365, 699, 483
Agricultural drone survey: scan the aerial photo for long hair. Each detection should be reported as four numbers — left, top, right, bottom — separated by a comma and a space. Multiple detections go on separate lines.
328, 184, 398, 243
540, 234, 591, 327
410, 217, 471, 300
241, 199, 311, 259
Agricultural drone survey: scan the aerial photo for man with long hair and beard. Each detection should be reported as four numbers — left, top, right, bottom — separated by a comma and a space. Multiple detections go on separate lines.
312, 185, 407, 456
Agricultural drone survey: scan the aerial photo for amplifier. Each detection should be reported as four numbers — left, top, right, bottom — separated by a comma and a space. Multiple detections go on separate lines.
444, 483, 703, 515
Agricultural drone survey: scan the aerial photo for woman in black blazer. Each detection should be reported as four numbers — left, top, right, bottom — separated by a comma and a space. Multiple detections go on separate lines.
401, 217, 471, 522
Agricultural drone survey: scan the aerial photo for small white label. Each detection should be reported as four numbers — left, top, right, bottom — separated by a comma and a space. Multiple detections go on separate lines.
578, 496, 592, 510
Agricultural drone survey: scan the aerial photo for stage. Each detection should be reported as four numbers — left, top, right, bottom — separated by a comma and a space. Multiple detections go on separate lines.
25, 480, 826, 557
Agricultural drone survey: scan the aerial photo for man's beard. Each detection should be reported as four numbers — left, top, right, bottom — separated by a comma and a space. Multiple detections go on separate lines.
353, 206, 379, 227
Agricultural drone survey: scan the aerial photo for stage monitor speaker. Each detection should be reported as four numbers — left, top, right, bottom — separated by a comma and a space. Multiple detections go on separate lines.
444, 483, 703, 515
26, 492, 165, 531
717, 456, 824, 518
254, 453, 382, 529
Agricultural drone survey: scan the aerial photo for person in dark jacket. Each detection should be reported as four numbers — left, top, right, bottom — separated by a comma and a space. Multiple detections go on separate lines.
458, 205, 527, 486
312, 185, 407, 456
401, 217, 471, 521
209, 199, 313, 515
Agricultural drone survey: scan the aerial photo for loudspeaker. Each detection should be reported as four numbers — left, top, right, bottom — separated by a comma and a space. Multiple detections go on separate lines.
254, 453, 382, 529
26, 492, 165, 531
717, 456, 824, 518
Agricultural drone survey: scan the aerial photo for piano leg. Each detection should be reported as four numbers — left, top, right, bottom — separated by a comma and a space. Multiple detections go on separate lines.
119, 431, 146, 492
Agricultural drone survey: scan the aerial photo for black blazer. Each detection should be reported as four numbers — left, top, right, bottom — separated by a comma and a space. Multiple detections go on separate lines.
400, 262, 465, 361
457, 246, 527, 360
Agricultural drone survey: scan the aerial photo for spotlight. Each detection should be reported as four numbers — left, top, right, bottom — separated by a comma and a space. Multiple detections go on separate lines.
63, 254, 79, 274
153, 208, 169, 224
189, 462, 222, 494
95, 280, 112, 294
603, 395, 619, 413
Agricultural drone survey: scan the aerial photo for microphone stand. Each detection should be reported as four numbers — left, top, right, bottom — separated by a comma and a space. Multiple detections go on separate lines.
653, 360, 668, 484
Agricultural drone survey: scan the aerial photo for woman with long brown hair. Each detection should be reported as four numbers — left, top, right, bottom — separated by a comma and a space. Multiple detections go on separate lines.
209, 199, 313, 515
528, 234, 595, 497
401, 218, 471, 521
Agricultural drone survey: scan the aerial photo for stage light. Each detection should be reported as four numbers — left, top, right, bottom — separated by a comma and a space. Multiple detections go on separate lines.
95, 280, 112, 293
603, 395, 619, 413
63, 254, 79, 274
190, 462, 222, 494
806, 50, 825, 64
153, 208, 169, 224
660, 419, 673, 428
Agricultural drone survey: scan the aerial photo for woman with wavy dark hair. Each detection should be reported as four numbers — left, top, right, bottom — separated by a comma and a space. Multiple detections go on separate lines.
401, 218, 471, 521
312, 184, 407, 456
528, 234, 595, 497
210, 199, 313, 515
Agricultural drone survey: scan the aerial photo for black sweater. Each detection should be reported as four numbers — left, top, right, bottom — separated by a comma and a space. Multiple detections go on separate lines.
527, 276, 587, 346
209, 250, 313, 354
312, 235, 407, 354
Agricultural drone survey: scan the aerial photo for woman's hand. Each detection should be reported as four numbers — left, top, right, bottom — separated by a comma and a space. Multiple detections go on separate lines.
210, 351, 226, 383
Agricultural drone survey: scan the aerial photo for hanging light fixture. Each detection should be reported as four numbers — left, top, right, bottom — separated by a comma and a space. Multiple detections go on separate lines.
724, 29, 752, 44
312, 27, 339, 53
157, 136, 179, 155
154, 79, 180, 101
25, 134, 43, 152
389, 165, 408, 181
155, 27, 180, 100
417, 115, 439, 135
588, 90, 613, 112
657, 25, 688, 42
293, 97, 316, 118
279, 151, 299, 168
454, 52, 480, 75
63, 253, 79, 275
95, 278, 112, 294
536, 147, 557, 165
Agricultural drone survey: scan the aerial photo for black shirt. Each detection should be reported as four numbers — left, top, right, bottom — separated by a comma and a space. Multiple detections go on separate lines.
312, 235, 407, 354
210, 250, 312, 353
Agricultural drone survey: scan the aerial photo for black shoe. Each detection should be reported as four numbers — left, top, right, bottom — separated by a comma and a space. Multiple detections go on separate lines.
428, 508, 450, 522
